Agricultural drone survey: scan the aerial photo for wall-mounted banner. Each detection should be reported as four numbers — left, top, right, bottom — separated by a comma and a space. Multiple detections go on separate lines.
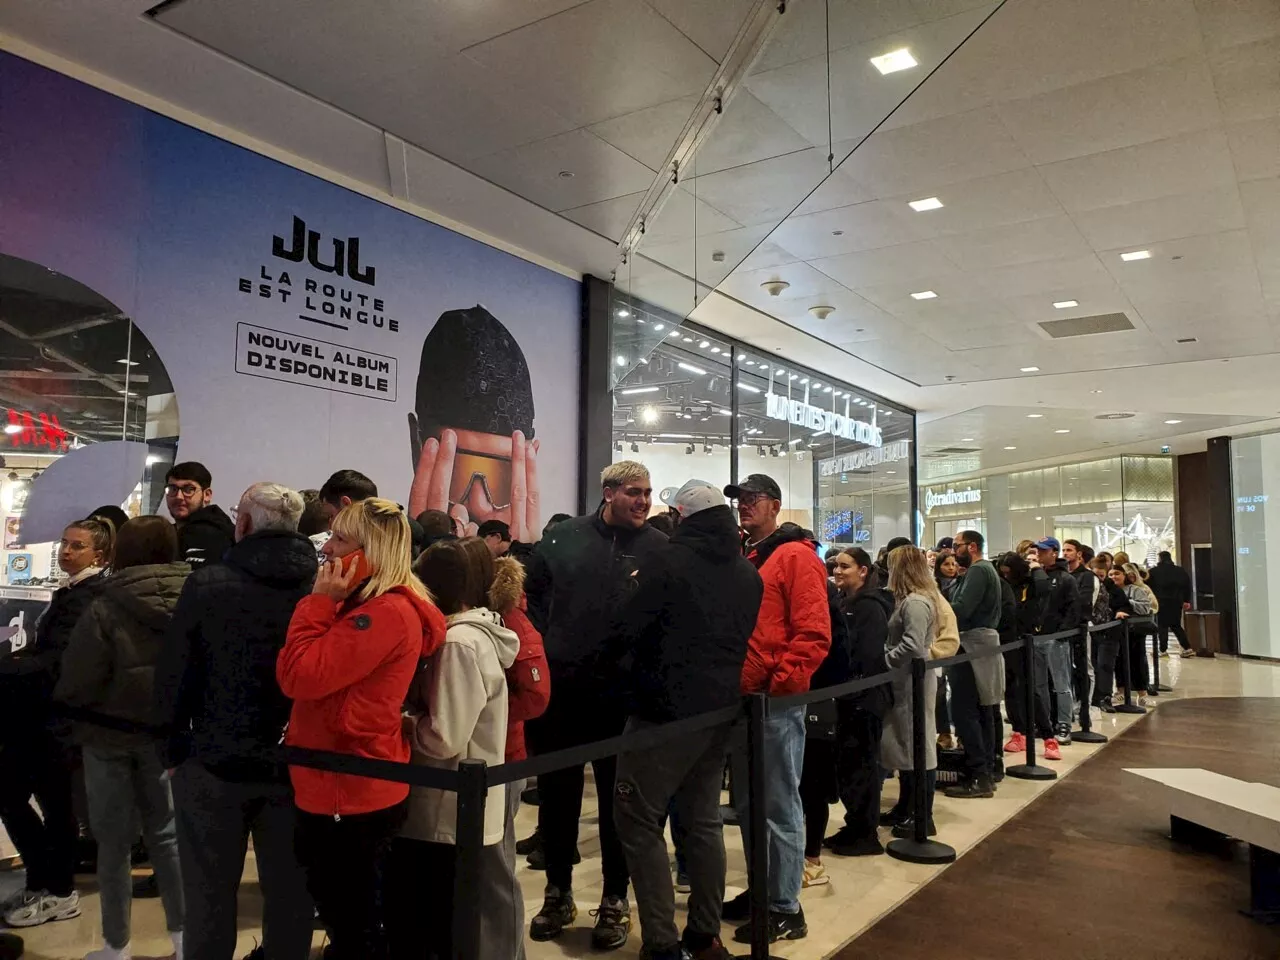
924, 486, 982, 515
766, 393, 883, 447
818, 440, 910, 476
0, 52, 580, 539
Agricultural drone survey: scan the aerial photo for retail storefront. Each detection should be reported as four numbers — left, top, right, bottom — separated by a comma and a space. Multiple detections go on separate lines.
610, 294, 916, 553
921, 455, 1175, 561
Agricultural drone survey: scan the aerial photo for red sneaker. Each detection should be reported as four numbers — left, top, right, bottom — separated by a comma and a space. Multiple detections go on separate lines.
1003, 732, 1026, 754
1043, 738, 1062, 761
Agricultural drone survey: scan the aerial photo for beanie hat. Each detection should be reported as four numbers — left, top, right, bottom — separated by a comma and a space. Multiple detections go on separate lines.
414, 305, 535, 440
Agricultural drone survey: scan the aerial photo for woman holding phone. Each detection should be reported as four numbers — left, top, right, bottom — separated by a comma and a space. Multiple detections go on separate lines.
277, 497, 447, 960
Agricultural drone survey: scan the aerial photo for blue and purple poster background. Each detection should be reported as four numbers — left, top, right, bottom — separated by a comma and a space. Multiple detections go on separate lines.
0, 51, 581, 523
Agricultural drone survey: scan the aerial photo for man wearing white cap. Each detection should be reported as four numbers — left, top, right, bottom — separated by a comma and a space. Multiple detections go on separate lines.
608, 480, 763, 960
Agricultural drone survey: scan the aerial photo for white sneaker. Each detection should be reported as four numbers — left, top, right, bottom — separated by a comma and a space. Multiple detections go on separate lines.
1181, 648, 1197, 659
5, 889, 81, 927
172, 929, 184, 960
84, 945, 132, 960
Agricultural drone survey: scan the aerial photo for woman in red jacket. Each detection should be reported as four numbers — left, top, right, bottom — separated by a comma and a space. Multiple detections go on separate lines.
277, 497, 445, 960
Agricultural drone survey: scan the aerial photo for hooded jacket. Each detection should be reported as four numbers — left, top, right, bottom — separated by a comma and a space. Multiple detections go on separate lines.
403, 608, 519, 846
839, 585, 894, 716
1008, 568, 1050, 636
177, 504, 235, 568
742, 523, 832, 697
1147, 558, 1191, 623
55, 562, 192, 748
277, 584, 447, 817
153, 530, 318, 780
524, 510, 667, 683
1039, 558, 1080, 636
488, 556, 551, 762
604, 505, 762, 722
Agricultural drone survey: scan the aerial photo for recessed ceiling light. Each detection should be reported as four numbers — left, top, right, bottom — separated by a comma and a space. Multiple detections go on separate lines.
738, 383, 761, 393
654, 323, 665, 331
1055, 429, 1071, 434
831, 229, 845, 236
116, 358, 139, 366
620, 386, 659, 395
682, 336, 693, 342
615, 355, 627, 366
710, 346, 721, 353
557, 170, 574, 179
1004, 445, 1017, 450
616, 308, 630, 318
677, 362, 706, 375
870, 47, 918, 74
908, 196, 943, 212
1164, 419, 1183, 425
699, 340, 710, 348
1120, 249, 1151, 261
960, 437, 974, 442
1052, 300, 1078, 309
911, 290, 938, 300
1090, 389, 1103, 394
1020, 366, 1040, 372
1027, 413, 1044, 418
1176, 337, 1198, 344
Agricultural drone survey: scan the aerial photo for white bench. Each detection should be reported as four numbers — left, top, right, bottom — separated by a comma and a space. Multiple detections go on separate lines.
1125, 767, 1280, 922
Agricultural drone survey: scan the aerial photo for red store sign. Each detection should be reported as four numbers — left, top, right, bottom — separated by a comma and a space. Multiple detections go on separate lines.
7, 409, 69, 451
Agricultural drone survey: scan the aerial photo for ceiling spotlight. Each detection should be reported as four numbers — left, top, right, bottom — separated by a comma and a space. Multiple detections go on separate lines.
616, 308, 631, 318
678, 362, 706, 375
911, 290, 938, 300
641, 406, 660, 424
758, 445, 767, 457
738, 383, 761, 393
1164, 419, 1183, 425
960, 438, 974, 442
557, 170, 574, 179
615, 355, 627, 366
809, 305, 836, 320
1052, 300, 1078, 309
614, 440, 623, 453
620, 386, 658, 395
686, 444, 695, 455
703, 444, 713, 454
761, 280, 791, 297
116, 358, 139, 366
1120, 249, 1151, 261
630, 442, 639, 453
654, 323, 665, 331
1020, 366, 1040, 372
871, 47, 918, 74
682, 336, 693, 342
1090, 389, 1103, 394
831, 229, 845, 236
1004, 445, 1017, 450
788, 373, 798, 380
1026, 413, 1044, 418
711, 346, 722, 353
1055, 429, 1071, 434
823, 386, 833, 393
908, 196, 943, 212
699, 340, 710, 349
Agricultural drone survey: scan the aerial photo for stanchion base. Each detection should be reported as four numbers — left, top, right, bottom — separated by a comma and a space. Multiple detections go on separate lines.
1115, 704, 1147, 714
1006, 763, 1057, 781
1072, 730, 1108, 744
732, 953, 786, 959
886, 837, 957, 864
0, 933, 23, 960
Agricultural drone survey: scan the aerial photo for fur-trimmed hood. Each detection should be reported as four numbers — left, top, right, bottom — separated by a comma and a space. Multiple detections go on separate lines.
488, 555, 525, 615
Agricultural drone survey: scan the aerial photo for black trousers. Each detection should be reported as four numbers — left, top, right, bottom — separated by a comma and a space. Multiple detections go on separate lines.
836, 703, 883, 841
1117, 626, 1151, 693
947, 661, 992, 780
295, 799, 406, 960
384, 837, 456, 960
1071, 634, 1094, 732
1093, 634, 1120, 703
525, 678, 629, 899
0, 728, 77, 897
1003, 646, 1053, 740
1157, 615, 1191, 652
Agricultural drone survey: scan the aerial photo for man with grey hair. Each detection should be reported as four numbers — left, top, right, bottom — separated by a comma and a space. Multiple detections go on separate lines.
153, 482, 317, 960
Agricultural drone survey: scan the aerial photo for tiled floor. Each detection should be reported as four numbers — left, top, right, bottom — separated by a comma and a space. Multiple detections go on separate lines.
6, 652, 1279, 959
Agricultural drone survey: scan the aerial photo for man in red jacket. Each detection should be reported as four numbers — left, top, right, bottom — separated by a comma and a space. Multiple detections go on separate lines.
720, 474, 831, 945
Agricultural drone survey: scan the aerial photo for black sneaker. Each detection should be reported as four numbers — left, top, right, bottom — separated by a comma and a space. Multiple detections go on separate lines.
944, 776, 995, 799
525, 845, 580, 871
515, 829, 541, 857
241, 946, 265, 960
1097, 699, 1117, 714
521, 786, 540, 806
732, 906, 807, 944
891, 818, 937, 839
1055, 724, 1073, 745
590, 895, 631, 950
529, 887, 577, 941
878, 808, 908, 826
828, 834, 885, 857
684, 934, 733, 960
721, 889, 751, 922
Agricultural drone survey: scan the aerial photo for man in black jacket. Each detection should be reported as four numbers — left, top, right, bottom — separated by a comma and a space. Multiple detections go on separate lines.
1035, 538, 1080, 745
154, 482, 317, 960
524, 461, 668, 950
165, 462, 234, 568
610, 480, 762, 960
1148, 551, 1194, 657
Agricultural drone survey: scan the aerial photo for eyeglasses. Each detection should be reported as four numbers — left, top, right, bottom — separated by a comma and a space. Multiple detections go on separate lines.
732, 493, 768, 508
165, 483, 203, 498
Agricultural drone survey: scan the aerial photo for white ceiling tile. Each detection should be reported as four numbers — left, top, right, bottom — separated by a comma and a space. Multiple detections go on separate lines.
790, 166, 878, 217
995, 56, 1223, 165
1227, 118, 1280, 181
717, 261, 850, 306
588, 97, 699, 170
693, 92, 812, 176
756, 286, 901, 328
932, 216, 1094, 271
929, 322, 1043, 351
811, 241, 962, 288
634, 222, 775, 287
853, 277, 1006, 315
1193, 0, 1280, 53
973, 254, 1118, 300
462, 0, 717, 127
1239, 178, 1280, 301
751, 0, 936, 75
467, 128, 657, 211
736, 242, 805, 272
560, 186, 740, 243
690, 147, 838, 225
1208, 36, 1280, 123
766, 201, 931, 260
418, 0, 591, 49
888, 167, 1066, 237
644, 0, 758, 62
1071, 186, 1247, 251
1000, 283, 1137, 324
1037, 128, 1238, 212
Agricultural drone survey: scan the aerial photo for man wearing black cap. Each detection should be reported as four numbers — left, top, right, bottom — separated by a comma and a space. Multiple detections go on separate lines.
720, 474, 830, 945
408, 305, 542, 542
522, 461, 668, 950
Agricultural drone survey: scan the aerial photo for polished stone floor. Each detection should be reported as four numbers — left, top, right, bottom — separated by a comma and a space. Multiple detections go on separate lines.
4, 651, 1278, 959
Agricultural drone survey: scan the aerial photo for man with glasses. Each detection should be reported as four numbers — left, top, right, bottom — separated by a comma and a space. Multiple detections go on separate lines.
165, 462, 234, 568
523, 461, 667, 950
720, 474, 830, 945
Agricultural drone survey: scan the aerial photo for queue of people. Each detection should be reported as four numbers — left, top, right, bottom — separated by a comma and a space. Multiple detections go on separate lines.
0, 453, 1193, 960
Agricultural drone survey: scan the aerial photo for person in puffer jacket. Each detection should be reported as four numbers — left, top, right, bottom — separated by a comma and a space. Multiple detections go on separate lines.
388, 539, 519, 960
277, 498, 446, 960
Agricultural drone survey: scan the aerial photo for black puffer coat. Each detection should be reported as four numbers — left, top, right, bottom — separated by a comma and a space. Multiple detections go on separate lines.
176, 504, 235, 568
839, 585, 894, 716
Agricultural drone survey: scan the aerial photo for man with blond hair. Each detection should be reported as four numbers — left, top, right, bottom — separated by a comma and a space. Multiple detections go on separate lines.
153, 482, 318, 960
524, 461, 668, 950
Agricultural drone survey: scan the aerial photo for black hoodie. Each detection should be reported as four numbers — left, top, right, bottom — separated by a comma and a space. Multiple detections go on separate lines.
153, 529, 317, 780
176, 504, 236, 568
604, 505, 763, 722
839, 584, 894, 716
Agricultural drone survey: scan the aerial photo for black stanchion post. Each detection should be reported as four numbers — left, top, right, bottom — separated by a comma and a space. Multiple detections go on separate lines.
0, 933, 22, 960
742, 693, 779, 960
1008, 637, 1055, 781
1115, 619, 1146, 715
1149, 620, 1162, 697
886, 659, 956, 865
1073, 624, 1108, 744
452, 759, 488, 960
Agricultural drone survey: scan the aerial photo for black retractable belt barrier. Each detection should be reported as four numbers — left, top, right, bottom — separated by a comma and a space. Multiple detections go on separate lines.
452, 759, 487, 960
1007, 632, 1056, 781
1115, 618, 1147, 715
1073, 622, 1108, 744
886, 658, 956, 865
1148, 624, 1172, 695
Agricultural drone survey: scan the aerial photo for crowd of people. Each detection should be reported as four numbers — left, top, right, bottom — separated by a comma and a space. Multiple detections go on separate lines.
0, 456, 1195, 960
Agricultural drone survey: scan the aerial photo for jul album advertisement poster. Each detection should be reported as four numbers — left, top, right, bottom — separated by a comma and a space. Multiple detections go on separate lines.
0, 52, 580, 541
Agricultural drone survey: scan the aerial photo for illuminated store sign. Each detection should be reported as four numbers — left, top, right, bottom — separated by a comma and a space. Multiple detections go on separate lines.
925, 486, 982, 514
6, 410, 68, 451
766, 393, 882, 447
819, 440, 910, 476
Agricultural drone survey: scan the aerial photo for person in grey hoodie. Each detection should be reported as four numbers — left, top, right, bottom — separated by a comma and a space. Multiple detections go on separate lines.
56, 516, 190, 960
387, 539, 519, 960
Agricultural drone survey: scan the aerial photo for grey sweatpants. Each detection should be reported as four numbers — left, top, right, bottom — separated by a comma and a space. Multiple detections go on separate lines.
614, 718, 734, 953
477, 778, 526, 960
172, 762, 314, 960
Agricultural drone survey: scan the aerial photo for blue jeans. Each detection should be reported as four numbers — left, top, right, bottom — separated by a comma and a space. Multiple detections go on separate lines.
1046, 639, 1074, 728
730, 705, 805, 915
